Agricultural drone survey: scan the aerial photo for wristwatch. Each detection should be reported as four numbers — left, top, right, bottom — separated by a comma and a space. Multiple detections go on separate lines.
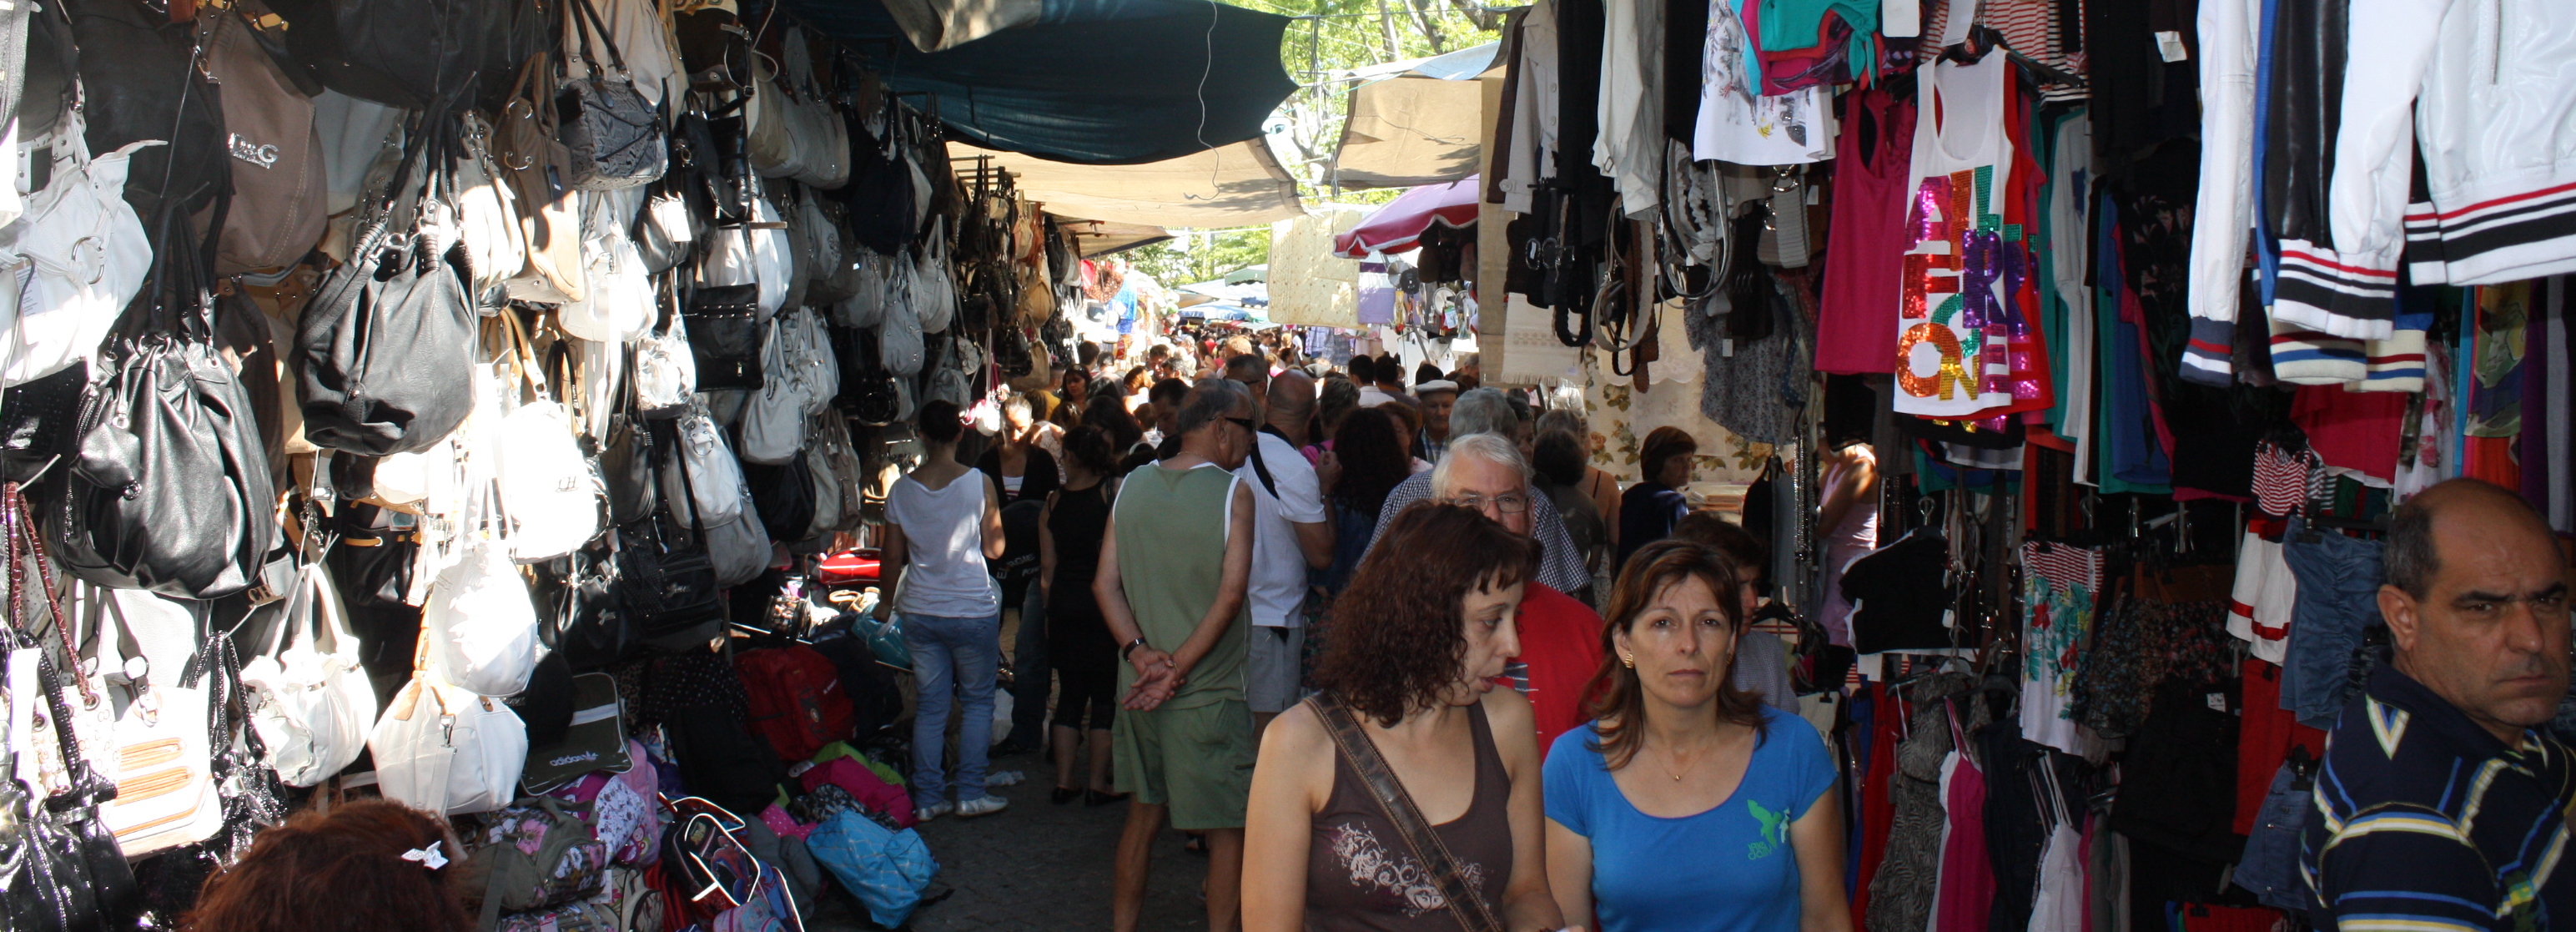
1120, 637, 1149, 661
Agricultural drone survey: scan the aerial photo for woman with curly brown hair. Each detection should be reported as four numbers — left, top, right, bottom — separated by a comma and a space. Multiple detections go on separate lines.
1542, 539, 1849, 932
182, 799, 473, 932
1241, 503, 1572, 932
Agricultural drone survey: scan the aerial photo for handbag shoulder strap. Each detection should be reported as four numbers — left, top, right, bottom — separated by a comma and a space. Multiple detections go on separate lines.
1307, 693, 1506, 932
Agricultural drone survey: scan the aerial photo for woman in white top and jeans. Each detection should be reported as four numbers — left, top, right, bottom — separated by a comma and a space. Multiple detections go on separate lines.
877, 399, 1010, 820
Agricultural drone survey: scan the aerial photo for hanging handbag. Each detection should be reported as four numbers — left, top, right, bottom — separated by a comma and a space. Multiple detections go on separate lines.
0, 482, 142, 932
497, 53, 591, 305
736, 319, 805, 465
240, 562, 378, 788
636, 285, 700, 416
423, 521, 542, 698
297, 134, 479, 457
536, 542, 631, 671
88, 591, 224, 858
682, 283, 765, 390
0, 109, 158, 389
490, 315, 603, 562
834, 248, 887, 329
611, 517, 725, 646
453, 112, 531, 299
877, 264, 923, 377
556, 0, 666, 191
263, 0, 501, 110
633, 182, 701, 275
1307, 693, 1507, 932
203, 0, 329, 276
738, 456, 812, 547
368, 658, 529, 815
662, 412, 747, 526
804, 413, 860, 537
601, 411, 659, 526
4, 639, 144, 931
56, 210, 280, 599
912, 218, 956, 334
557, 199, 656, 342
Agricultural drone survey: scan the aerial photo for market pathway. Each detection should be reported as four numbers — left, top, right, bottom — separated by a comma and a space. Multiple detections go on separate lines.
803, 748, 1215, 931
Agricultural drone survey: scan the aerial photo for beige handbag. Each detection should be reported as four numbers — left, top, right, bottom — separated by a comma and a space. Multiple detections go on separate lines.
452, 113, 528, 297
496, 53, 590, 305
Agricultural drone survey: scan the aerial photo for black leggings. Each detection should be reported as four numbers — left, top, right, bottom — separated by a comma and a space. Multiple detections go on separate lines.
1052, 662, 1116, 730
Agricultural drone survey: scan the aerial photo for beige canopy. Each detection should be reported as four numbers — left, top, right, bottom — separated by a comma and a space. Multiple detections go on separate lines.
948, 139, 1306, 229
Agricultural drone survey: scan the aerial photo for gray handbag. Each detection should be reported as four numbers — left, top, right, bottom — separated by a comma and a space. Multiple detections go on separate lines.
556, 0, 666, 191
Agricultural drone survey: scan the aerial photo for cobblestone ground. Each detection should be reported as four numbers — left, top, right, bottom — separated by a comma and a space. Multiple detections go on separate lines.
803, 608, 1222, 931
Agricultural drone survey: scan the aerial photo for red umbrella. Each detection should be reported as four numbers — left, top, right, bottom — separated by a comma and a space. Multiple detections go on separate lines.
1333, 175, 1482, 258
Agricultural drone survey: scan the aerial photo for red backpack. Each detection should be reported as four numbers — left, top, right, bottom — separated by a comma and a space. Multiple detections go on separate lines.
733, 646, 856, 761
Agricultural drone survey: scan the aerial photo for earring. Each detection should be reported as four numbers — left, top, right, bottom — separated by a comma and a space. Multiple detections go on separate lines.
1620, 653, 1635, 668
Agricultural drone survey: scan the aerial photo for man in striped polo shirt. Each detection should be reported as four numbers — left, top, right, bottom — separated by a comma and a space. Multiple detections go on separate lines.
2303, 478, 2574, 931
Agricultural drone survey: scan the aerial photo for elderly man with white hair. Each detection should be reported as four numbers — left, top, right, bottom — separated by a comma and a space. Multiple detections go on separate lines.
1358, 425, 1603, 756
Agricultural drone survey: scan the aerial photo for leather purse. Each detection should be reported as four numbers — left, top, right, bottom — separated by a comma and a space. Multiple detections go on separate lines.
496, 53, 590, 305
556, 0, 667, 191
1308, 693, 1505, 932
681, 284, 763, 390
296, 138, 479, 458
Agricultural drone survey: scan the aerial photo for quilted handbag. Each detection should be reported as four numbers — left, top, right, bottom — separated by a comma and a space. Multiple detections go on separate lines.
556, 0, 666, 191
240, 563, 380, 788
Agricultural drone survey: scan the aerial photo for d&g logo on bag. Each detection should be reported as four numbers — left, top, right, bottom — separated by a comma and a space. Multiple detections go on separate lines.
228, 133, 279, 169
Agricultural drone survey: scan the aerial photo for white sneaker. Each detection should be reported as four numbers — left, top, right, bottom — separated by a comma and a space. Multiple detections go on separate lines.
956, 794, 1010, 818
914, 800, 955, 823
987, 769, 1025, 787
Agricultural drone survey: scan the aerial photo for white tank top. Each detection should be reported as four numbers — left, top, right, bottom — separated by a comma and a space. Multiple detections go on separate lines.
1894, 52, 2019, 418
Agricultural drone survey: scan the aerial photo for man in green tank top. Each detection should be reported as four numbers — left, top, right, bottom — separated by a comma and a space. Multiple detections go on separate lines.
1095, 377, 1258, 932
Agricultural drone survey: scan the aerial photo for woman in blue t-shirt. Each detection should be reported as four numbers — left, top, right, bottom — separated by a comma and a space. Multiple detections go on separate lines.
1543, 539, 1851, 932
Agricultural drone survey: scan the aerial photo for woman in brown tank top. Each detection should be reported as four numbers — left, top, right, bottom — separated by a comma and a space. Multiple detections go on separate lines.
1242, 504, 1576, 932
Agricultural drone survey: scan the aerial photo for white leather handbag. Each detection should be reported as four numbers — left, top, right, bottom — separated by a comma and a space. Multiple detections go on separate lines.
89, 592, 221, 856
422, 535, 541, 697
242, 564, 379, 788
452, 113, 528, 297
912, 218, 955, 334
878, 264, 924, 377
752, 195, 793, 319
1, 113, 159, 388
499, 397, 602, 560
702, 486, 771, 587
370, 670, 527, 815
559, 196, 654, 343
667, 411, 748, 524
838, 249, 888, 329
737, 320, 805, 465
635, 295, 698, 416
793, 310, 838, 417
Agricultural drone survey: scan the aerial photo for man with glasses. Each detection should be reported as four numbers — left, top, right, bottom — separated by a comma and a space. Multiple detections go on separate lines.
1362, 388, 1592, 602
1093, 378, 1259, 932
1224, 368, 1335, 738
1409, 431, 1609, 757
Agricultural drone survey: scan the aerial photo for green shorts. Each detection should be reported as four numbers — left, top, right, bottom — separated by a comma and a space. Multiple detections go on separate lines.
1112, 698, 1255, 830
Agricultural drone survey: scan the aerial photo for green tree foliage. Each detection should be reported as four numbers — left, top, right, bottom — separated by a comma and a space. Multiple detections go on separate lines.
1124, 0, 1503, 282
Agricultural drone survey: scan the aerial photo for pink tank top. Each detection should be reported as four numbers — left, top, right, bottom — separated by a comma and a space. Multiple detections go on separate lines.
1815, 86, 1914, 375
1933, 704, 1993, 932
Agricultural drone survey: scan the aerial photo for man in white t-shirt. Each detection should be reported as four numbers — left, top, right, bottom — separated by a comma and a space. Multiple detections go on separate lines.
1230, 369, 1336, 734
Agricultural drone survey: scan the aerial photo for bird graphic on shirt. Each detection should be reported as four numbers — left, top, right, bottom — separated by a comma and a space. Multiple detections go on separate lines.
1747, 799, 1790, 859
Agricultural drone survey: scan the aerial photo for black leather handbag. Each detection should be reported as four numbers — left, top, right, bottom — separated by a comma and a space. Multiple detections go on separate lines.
556, 0, 665, 191
536, 544, 633, 672
738, 457, 813, 547
614, 516, 727, 647
52, 214, 279, 599
4, 647, 143, 932
601, 413, 659, 526
297, 136, 479, 457
681, 284, 764, 390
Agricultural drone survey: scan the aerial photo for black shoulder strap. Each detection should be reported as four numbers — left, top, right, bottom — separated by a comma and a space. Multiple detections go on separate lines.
1308, 693, 1505, 932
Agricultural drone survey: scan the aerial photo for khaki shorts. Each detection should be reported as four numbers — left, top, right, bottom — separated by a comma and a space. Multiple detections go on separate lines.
1112, 698, 1255, 830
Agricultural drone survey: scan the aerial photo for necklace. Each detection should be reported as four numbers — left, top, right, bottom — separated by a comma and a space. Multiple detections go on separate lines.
1658, 740, 1702, 782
